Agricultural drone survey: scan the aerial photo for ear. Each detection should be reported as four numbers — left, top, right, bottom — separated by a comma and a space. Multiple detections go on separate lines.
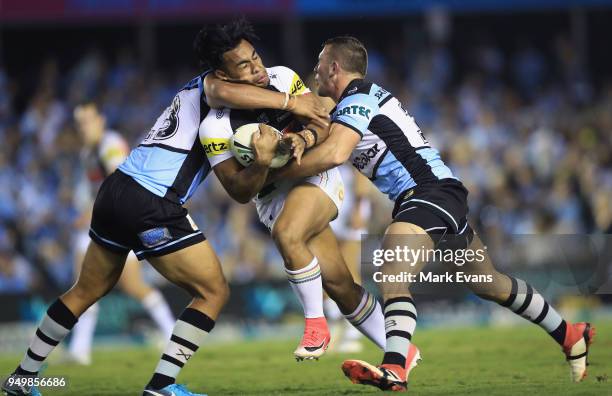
214, 69, 230, 81
330, 61, 340, 76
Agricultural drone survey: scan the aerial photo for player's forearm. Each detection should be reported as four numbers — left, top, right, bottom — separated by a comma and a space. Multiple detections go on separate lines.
229, 163, 270, 203
275, 142, 340, 181
205, 76, 288, 110
297, 122, 330, 149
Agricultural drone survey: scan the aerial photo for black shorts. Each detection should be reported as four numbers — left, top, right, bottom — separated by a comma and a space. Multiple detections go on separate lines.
392, 179, 474, 249
89, 171, 206, 260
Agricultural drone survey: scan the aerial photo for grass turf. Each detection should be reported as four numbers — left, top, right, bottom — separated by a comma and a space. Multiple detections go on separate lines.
1, 322, 610, 395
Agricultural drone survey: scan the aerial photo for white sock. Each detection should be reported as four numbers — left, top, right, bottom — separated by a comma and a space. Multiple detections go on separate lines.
285, 257, 324, 318
68, 303, 99, 359
345, 288, 385, 349
324, 298, 343, 321
343, 320, 363, 342
142, 290, 175, 339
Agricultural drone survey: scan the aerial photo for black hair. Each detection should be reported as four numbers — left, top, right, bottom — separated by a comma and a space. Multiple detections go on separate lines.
75, 99, 102, 113
322, 36, 368, 76
193, 18, 259, 72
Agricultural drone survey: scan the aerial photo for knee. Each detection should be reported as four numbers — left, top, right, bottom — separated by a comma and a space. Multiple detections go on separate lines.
188, 278, 230, 307
215, 281, 231, 306
271, 220, 302, 252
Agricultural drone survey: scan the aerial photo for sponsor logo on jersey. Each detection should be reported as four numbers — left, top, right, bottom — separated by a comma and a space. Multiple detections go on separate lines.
352, 143, 381, 170
216, 108, 225, 119
201, 137, 229, 157
337, 105, 372, 119
290, 74, 307, 95
138, 227, 172, 248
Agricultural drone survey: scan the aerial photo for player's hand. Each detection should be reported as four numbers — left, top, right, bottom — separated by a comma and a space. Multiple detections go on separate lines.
282, 133, 306, 165
289, 94, 329, 130
252, 124, 279, 166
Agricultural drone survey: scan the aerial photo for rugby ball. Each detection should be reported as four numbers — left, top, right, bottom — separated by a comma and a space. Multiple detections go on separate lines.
230, 123, 291, 168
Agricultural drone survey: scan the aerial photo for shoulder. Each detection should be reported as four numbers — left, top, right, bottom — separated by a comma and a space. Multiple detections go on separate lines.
267, 66, 308, 95
180, 73, 206, 92
267, 65, 295, 80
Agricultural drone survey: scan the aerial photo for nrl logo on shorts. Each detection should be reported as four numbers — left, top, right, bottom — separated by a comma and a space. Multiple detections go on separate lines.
138, 227, 172, 248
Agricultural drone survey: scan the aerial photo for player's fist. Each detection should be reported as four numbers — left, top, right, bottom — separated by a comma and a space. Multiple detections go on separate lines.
252, 123, 279, 166
289, 94, 329, 130
282, 133, 306, 165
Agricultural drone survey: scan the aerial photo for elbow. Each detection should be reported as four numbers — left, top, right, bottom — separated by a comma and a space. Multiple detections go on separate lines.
235, 195, 251, 204
206, 81, 227, 104
229, 189, 253, 204
229, 191, 251, 204
331, 150, 350, 167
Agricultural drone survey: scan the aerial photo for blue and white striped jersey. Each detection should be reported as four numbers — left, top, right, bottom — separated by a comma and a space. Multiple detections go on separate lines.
332, 79, 457, 201
119, 75, 212, 204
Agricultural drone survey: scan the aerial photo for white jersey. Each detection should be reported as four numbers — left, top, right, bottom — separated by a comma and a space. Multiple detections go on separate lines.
75, 130, 129, 212
199, 66, 309, 167
83, 130, 129, 186
198, 66, 344, 231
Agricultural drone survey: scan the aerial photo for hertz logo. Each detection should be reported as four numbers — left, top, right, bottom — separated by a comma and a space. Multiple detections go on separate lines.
290, 74, 307, 95
201, 137, 229, 156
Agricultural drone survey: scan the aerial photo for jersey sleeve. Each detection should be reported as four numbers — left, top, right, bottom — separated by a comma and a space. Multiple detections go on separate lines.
272, 66, 311, 95
198, 110, 234, 167
332, 93, 379, 138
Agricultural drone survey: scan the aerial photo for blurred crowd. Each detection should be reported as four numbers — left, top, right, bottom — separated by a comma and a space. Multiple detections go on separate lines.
0, 26, 610, 294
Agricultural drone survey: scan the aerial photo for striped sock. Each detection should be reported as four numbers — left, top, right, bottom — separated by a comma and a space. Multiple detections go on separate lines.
345, 287, 385, 349
500, 277, 567, 345
148, 308, 215, 390
16, 299, 77, 375
285, 257, 324, 318
381, 296, 417, 367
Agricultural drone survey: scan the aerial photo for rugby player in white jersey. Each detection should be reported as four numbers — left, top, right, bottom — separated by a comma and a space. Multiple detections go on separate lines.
195, 19, 415, 363
1, 47, 325, 396
273, 36, 595, 391
67, 101, 175, 365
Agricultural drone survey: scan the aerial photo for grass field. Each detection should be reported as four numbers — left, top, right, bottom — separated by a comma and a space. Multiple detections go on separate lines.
1, 322, 610, 395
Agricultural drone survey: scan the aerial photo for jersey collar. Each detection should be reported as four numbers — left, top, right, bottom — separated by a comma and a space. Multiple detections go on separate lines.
338, 78, 365, 102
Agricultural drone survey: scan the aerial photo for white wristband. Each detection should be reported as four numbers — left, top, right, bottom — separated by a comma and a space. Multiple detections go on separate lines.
281, 92, 290, 110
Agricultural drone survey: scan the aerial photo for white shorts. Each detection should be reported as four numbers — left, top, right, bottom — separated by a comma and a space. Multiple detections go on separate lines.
255, 167, 344, 232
